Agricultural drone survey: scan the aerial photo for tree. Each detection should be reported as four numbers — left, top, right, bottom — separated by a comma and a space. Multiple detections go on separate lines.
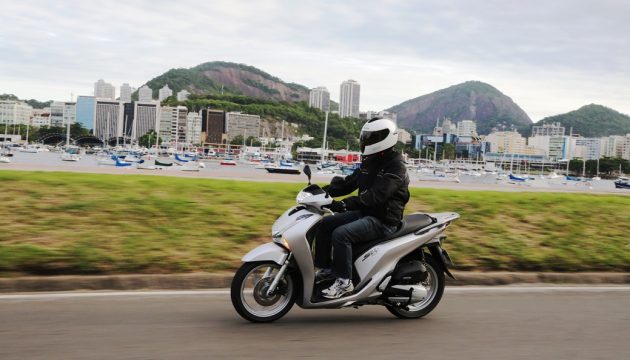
138, 130, 162, 148
230, 135, 244, 145
443, 143, 456, 160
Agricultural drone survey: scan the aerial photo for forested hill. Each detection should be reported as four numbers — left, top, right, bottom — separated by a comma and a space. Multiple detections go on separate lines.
535, 104, 630, 137
0, 93, 52, 109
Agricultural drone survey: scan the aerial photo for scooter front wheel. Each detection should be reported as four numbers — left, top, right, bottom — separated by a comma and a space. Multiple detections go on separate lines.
231, 261, 296, 323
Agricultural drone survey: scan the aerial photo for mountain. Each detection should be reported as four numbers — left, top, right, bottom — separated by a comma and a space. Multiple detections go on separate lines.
387, 81, 532, 135
142, 61, 311, 103
535, 104, 630, 137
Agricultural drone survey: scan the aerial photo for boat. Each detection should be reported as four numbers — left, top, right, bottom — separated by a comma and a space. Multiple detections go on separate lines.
61, 152, 80, 161
265, 160, 301, 175
614, 177, 630, 189
0, 156, 10, 163
174, 154, 190, 163
220, 158, 237, 166
155, 158, 173, 167
508, 174, 529, 182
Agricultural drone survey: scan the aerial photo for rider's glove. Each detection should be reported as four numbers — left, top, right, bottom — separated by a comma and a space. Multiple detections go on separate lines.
328, 200, 347, 213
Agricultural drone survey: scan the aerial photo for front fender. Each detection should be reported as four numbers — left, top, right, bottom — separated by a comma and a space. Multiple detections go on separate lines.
242, 242, 289, 265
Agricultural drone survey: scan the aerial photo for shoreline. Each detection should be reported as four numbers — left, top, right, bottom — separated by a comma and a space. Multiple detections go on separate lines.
1, 162, 627, 195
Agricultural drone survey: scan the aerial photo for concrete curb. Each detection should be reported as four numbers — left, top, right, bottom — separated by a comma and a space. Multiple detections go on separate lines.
1, 271, 629, 293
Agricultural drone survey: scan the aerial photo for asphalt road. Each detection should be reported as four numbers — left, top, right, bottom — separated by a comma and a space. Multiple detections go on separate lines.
1, 287, 629, 360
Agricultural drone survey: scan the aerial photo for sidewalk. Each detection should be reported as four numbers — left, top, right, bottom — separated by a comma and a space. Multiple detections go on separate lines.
1, 271, 628, 293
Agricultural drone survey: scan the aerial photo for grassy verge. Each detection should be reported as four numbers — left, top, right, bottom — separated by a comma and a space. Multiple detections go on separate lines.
0, 170, 628, 275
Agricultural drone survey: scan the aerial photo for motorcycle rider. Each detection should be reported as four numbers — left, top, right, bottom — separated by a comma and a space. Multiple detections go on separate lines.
314, 118, 410, 299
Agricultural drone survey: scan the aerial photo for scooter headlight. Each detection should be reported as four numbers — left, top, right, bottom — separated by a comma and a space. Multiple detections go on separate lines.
272, 233, 291, 250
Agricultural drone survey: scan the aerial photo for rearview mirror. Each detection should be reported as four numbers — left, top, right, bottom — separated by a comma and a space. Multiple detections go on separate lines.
303, 165, 312, 184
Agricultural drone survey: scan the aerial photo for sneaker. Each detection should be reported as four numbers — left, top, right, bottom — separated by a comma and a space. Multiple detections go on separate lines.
322, 278, 354, 299
315, 268, 335, 284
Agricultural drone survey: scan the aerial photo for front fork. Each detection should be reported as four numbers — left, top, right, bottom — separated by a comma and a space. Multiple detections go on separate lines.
266, 252, 293, 296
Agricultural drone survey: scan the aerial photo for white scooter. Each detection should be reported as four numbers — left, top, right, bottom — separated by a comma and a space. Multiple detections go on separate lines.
231, 165, 459, 322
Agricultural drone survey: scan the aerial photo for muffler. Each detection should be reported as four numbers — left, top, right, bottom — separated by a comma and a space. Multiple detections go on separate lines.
386, 285, 428, 304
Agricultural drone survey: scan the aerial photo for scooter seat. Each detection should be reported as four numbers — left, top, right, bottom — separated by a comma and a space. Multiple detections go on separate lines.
353, 213, 435, 261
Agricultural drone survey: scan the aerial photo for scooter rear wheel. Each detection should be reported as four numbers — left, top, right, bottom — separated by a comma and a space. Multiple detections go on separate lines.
386, 255, 445, 319
231, 261, 296, 323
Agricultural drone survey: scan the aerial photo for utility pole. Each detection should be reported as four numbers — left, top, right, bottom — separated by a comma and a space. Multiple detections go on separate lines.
321, 111, 329, 164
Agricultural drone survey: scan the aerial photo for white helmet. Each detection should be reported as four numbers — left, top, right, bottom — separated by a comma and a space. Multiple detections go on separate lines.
360, 118, 398, 155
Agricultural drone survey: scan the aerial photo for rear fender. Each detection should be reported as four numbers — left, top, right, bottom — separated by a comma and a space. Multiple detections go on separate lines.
242, 243, 289, 265
427, 243, 456, 280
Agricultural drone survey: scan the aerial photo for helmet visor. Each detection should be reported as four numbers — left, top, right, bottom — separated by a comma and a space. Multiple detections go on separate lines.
360, 129, 390, 153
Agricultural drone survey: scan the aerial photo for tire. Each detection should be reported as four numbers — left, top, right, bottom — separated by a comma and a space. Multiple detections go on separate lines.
386, 254, 445, 319
231, 261, 296, 323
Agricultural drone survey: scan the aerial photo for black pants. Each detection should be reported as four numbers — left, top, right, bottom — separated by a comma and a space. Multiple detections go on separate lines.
314, 211, 395, 279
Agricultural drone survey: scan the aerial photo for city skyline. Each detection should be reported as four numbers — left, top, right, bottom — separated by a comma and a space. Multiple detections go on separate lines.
1, 0, 629, 121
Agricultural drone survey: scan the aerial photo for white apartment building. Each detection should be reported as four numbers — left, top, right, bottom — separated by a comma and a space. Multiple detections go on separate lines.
457, 120, 477, 137
132, 102, 158, 140
50, 101, 76, 127
398, 128, 412, 144
120, 83, 132, 103
31, 109, 51, 127
158, 85, 173, 101
339, 80, 360, 118
623, 135, 630, 160
600, 135, 625, 158
531, 122, 565, 137
573, 138, 601, 160
177, 90, 190, 101
158, 106, 187, 145
138, 85, 153, 102
485, 130, 526, 154
0, 100, 33, 126
94, 79, 116, 100
225, 112, 261, 141
94, 100, 123, 141
309, 87, 330, 112
186, 112, 202, 144
365, 110, 398, 125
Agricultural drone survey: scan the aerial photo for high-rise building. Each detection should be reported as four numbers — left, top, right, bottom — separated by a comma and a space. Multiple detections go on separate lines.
94, 100, 122, 141
120, 83, 132, 103
202, 109, 226, 144
574, 138, 601, 160
0, 100, 33, 126
186, 112, 202, 144
532, 122, 565, 137
158, 85, 173, 101
485, 130, 526, 154
158, 106, 187, 145
94, 79, 116, 100
339, 80, 360, 118
76, 96, 95, 130
309, 87, 330, 112
133, 102, 158, 140
225, 112, 261, 141
50, 101, 76, 127
177, 90, 190, 101
622, 134, 630, 160
138, 85, 153, 102
457, 120, 477, 137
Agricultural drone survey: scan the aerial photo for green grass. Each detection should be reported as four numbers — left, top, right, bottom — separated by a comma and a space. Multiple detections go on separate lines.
0, 170, 628, 275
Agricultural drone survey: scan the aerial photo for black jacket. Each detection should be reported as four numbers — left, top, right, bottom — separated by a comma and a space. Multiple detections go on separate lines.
325, 149, 410, 227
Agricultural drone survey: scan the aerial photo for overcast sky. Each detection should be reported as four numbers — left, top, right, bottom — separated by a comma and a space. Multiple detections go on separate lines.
1, 0, 629, 121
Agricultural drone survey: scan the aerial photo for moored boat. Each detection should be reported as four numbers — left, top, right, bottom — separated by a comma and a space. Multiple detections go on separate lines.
614, 177, 630, 189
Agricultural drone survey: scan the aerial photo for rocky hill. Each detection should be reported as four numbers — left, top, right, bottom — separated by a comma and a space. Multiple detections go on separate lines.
388, 81, 532, 135
535, 104, 630, 137
143, 61, 310, 103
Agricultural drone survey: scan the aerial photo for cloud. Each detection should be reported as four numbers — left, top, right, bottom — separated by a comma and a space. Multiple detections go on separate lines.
1, 0, 628, 120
